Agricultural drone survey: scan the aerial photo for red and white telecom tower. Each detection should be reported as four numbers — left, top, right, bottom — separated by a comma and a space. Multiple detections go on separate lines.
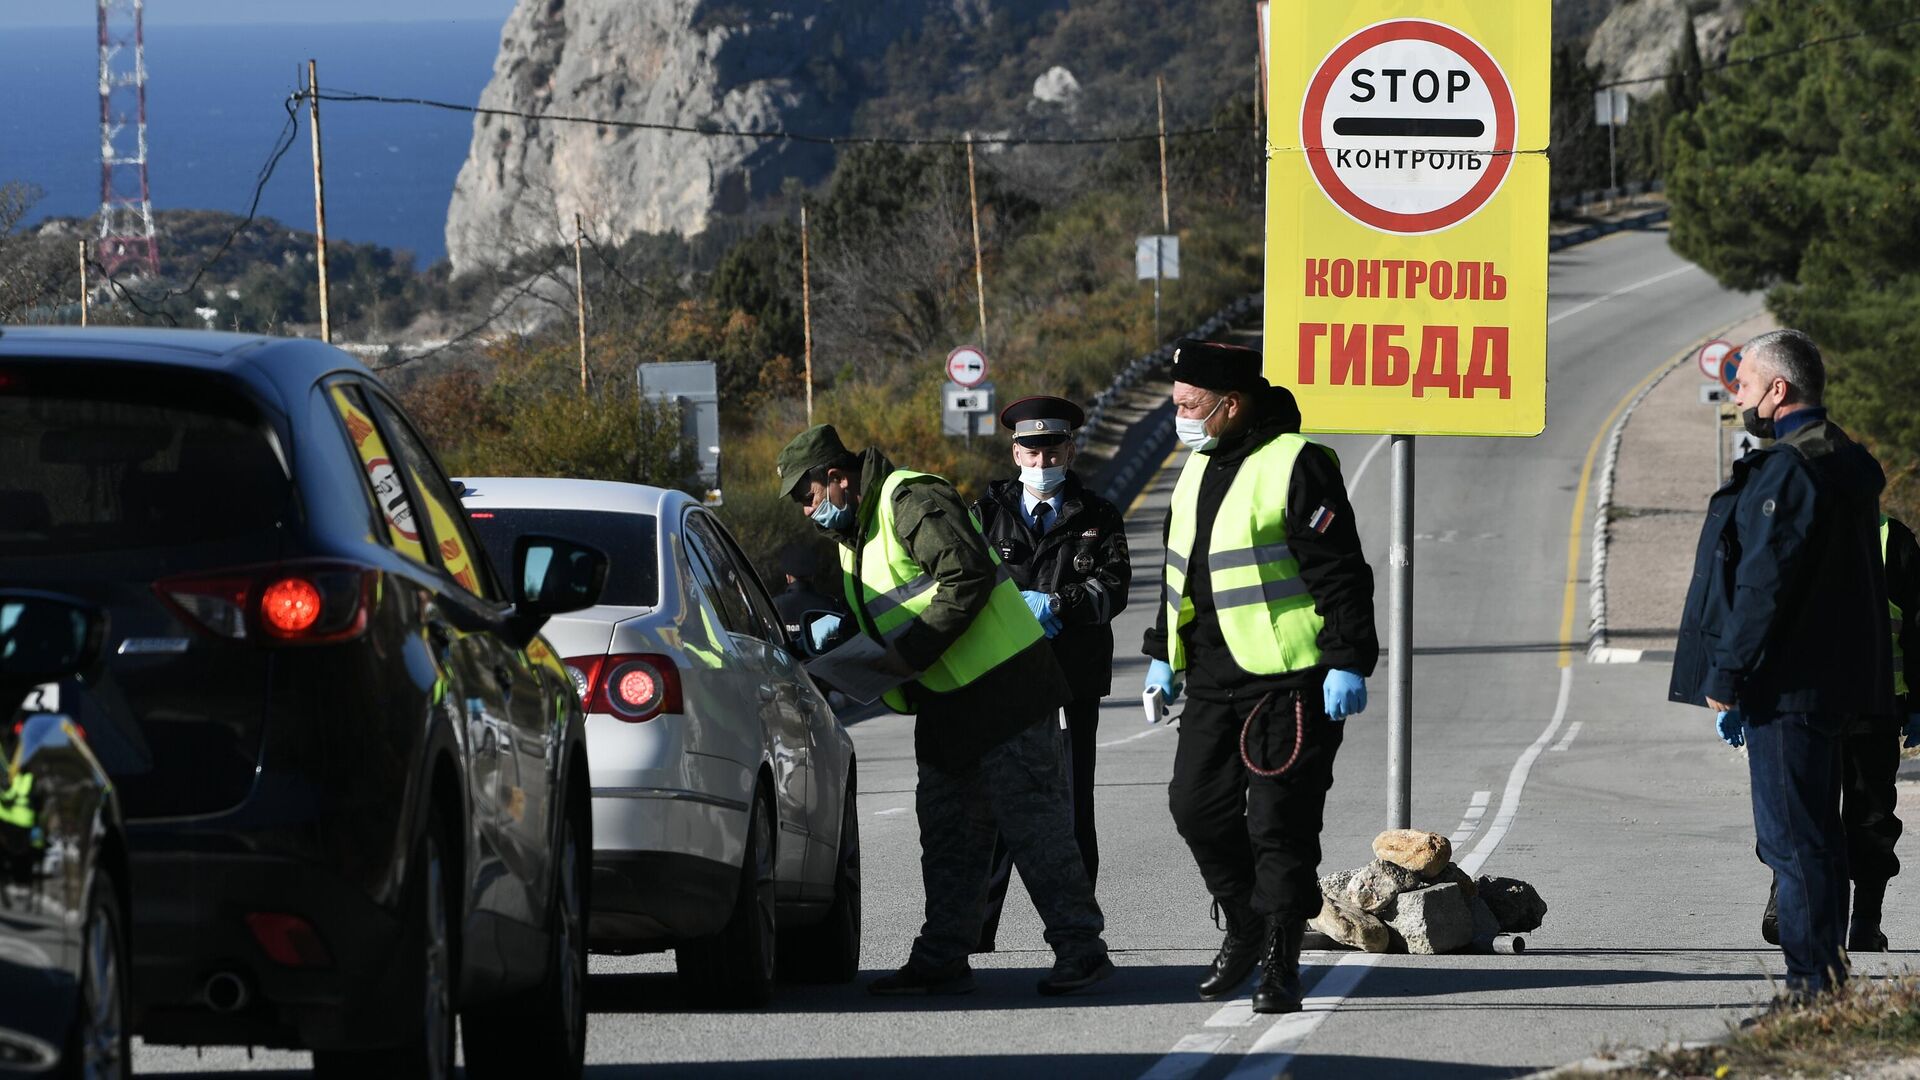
97, 0, 159, 277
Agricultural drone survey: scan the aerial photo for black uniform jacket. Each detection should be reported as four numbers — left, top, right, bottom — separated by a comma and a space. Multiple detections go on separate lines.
1142, 385, 1379, 703
772, 580, 847, 644
1668, 414, 1892, 720
973, 472, 1131, 701
826, 447, 1071, 769
1889, 516, 1920, 709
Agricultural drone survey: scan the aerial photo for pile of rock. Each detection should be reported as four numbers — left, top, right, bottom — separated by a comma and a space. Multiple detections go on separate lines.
1309, 829, 1547, 955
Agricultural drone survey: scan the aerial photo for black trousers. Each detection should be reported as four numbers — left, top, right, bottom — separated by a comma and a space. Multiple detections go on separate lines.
1841, 726, 1903, 888
978, 698, 1100, 948
1169, 683, 1343, 920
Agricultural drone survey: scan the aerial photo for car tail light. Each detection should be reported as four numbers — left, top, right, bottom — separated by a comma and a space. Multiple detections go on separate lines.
156, 561, 377, 645
245, 912, 333, 968
565, 652, 682, 722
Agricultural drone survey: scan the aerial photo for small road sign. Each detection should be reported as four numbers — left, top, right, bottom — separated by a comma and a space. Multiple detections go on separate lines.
1697, 339, 1733, 381
1728, 427, 1763, 463
1593, 88, 1630, 127
1699, 384, 1728, 405
1720, 347, 1743, 393
1301, 19, 1518, 235
1135, 235, 1181, 280
946, 346, 988, 389
942, 381, 996, 438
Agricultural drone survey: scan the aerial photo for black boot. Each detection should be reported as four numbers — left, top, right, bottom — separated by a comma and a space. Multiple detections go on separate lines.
1761, 878, 1779, 946
1250, 915, 1305, 1015
1849, 880, 1889, 953
1197, 897, 1262, 1001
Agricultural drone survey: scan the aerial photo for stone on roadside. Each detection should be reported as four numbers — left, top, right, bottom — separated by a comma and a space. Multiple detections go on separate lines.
1324, 859, 1426, 913
1384, 881, 1474, 955
1468, 894, 1502, 951
1477, 876, 1548, 933
1437, 864, 1478, 898
1310, 896, 1392, 954
1372, 829, 1452, 880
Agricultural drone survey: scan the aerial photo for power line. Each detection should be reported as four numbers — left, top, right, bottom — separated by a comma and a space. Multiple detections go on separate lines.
370, 248, 574, 371
303, 89, 1256, 148
1599, 12, 1920, 90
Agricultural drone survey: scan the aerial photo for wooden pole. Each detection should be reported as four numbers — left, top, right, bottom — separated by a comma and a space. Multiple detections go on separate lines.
966, 139, 988, 353
1157, 75, 1172, 232
306, 60, 332, 344
800, 202, 814, 425
574, 213, 588, 394
78, 240, 89, 326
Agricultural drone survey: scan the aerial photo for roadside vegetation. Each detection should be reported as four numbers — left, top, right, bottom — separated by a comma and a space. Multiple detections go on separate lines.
1609, 976, 1920, 1078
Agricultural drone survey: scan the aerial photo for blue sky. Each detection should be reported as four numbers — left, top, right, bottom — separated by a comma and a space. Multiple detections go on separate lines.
0, 1, 517, 28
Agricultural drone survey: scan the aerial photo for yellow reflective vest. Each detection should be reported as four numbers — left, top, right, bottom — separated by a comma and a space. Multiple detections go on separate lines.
1164, 433, 1327, 676
841, 469, 1043, 713
1886, 517, 1908, 699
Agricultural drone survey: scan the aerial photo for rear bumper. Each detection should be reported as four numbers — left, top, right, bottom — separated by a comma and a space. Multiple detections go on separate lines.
588, 849, 738, 947
128, 848, 416, 1051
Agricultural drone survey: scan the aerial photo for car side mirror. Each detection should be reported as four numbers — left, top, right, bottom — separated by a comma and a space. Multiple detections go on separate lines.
790, 607, 845, 659
516, 534, 609, 614
0, 591, 107, 717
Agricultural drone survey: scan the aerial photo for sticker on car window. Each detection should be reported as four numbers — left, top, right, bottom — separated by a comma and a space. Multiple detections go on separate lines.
330, 387, 428, 564
20, 683, 57, 713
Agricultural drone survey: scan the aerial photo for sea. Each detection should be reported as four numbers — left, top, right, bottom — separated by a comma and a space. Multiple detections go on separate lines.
0, 19, 504, 267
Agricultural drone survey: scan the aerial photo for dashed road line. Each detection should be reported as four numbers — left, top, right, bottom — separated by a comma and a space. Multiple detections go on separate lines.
1447, 789, 1493, 848
1100, 725, 1172, 749
1550, 720, 1585, 753
874, 807, 909, 817
1137, 1033, 1234, 1080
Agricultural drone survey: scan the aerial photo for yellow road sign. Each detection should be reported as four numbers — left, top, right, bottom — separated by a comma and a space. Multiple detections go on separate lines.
1264, 3, 1549, 436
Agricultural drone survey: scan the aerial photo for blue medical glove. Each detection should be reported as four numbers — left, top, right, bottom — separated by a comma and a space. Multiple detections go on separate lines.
1323, 669, 1367, 721
808, 614, 844, 653
1021, 589, 1061, 639
1904, 714, 1920, 750
1716, 709, 1745, 748
1146, 658, 1182, 705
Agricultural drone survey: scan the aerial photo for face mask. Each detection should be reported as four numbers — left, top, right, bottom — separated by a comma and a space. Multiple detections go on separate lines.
1741, 406, 1775, 440
1020, 465, 1066, 493
810, 490, 856, 534
1174, 397, 1227, 452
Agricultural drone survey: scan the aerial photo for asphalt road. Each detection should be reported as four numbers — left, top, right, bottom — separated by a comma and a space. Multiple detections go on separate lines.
141, 228, 1914, 1079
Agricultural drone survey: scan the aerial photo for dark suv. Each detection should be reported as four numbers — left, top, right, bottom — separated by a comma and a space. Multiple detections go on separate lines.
0, 328, 606, 1078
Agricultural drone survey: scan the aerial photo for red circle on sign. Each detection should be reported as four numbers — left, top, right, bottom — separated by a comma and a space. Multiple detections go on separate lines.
946, 346, 988, 389
1300, 19, 1517, 235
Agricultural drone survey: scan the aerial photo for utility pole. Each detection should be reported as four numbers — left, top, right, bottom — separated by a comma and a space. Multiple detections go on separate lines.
965, 139, 988, 354
79, 240, 90, 326
1155, 76, 1172, 346
573, 214, 588, 394
800, 201, 814, 425
306, 59, 332, 344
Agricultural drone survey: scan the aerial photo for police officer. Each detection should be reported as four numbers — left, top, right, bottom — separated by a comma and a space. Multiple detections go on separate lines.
971, 396, 1131, 951
776, 423, 1112, 996
1142, 339, 1377, 1015
770, 542, 847, 646
1759, 512, 1920, 951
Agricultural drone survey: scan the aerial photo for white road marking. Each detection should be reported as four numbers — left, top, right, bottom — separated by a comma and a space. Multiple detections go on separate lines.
1347, 434, 1391, 491
1203, 999, 1259, 1028
1550, 720, 1585, 752
1137, 1033, 1233, 1080
874, 807, 909, 817
1100, 725, 1172, 749
1448, 789, 1493, 847
1460, 666, 1574, 877
1470, 790, 1490, 809
1547, 264, 1698, 326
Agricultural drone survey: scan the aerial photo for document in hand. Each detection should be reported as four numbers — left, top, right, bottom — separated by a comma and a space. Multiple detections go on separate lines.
804, 633, 914, 706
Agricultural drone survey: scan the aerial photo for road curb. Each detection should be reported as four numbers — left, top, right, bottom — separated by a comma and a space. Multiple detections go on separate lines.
1586, 355, 1687, 664
1547, 207, 1669, 253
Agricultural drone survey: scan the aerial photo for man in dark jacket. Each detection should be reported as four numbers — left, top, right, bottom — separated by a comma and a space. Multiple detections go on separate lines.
1759, 513, 1920, 952
1670, 329, 1892, 1001
770, 542, 847, 645
972, 395, 1131, 952
777, 424, 1111, 997
1142, 340, 1378, 1014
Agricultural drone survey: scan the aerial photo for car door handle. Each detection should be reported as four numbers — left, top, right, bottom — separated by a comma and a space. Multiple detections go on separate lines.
757, 683, 778, 703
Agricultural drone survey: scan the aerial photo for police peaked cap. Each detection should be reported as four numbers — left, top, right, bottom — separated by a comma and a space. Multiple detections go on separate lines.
999, 395, 1085, 447
1170, 338, 1268, 394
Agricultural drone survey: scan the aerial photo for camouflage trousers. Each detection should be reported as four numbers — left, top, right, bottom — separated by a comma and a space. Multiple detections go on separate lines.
909, 714, 1107, 969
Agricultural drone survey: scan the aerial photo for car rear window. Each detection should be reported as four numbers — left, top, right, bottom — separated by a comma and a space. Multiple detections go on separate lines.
466, 507, 659, 607
0, 369, 291, 557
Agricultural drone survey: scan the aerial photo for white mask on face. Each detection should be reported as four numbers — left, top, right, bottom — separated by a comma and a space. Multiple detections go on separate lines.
1020, 465, 1067, 494
1174, 396, 1227, 452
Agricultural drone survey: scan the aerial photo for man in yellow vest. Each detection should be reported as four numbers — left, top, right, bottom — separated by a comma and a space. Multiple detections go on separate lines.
1759, 512, 1920, 950
1142, 339, 1377, 1015
777, 423, 1112, 997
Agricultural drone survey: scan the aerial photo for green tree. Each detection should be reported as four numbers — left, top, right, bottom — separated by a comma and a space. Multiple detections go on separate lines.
1665, 0, 1920, 514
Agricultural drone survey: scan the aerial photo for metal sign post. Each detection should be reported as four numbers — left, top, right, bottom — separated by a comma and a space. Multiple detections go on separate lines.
1386, 435, 1414, 828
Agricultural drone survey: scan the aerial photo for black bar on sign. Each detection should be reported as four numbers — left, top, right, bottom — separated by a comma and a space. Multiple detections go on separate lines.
1332, 117, 1485, 138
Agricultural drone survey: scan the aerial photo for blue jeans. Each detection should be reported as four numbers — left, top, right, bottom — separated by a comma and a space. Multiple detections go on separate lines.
1746, 710, 1851, 993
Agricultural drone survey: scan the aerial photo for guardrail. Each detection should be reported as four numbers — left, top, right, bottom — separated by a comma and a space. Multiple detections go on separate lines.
1075, 292, 1262, 453
1550, 179, 1664, 217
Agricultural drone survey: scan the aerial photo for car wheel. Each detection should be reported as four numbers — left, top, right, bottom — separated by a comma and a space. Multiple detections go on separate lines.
462, 794, 589, 1078
314, 808, 456, 1080
63, 863, 129, 1080
778, 767, 860, 983
675, 789, 776, 1006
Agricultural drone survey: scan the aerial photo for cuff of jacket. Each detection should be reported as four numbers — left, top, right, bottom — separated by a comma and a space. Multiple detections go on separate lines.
1703, 668, 1739, 704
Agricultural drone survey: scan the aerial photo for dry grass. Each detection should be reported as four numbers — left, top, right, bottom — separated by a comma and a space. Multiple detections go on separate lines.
1595, 975, 1920, 1079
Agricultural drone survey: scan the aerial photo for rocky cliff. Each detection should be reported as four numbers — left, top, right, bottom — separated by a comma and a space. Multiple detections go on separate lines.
445, 0, 975, 275
1585, 0, 1748, 98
